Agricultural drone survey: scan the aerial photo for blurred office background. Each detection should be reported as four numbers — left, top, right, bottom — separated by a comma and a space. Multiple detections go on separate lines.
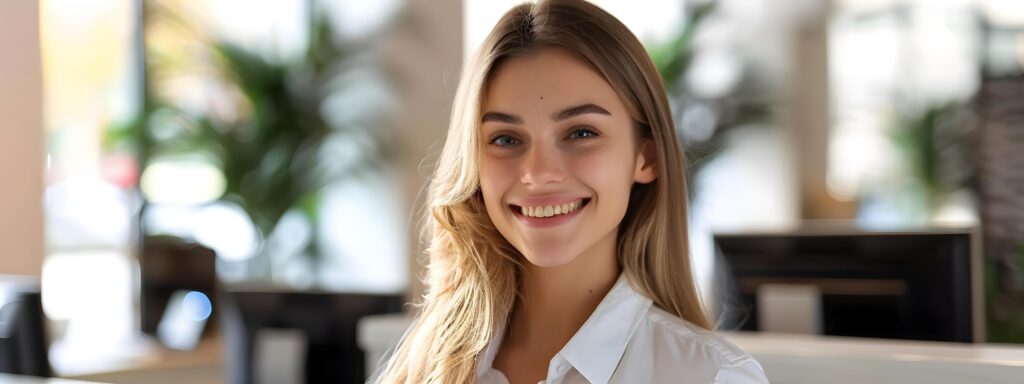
2, 0, 1024, 383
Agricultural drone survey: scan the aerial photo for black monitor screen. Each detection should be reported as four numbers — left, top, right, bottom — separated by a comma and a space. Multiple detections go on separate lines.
714, 229, 975, 343
220, 289, 403, 384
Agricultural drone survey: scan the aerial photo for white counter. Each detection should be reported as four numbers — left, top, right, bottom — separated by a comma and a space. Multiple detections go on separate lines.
725, 332, 1024, 384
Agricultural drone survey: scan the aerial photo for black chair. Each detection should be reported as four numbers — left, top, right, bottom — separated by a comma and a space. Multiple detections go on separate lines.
140, 236, 217, 336
0, 275, 50, 376
220, 289, 403, 384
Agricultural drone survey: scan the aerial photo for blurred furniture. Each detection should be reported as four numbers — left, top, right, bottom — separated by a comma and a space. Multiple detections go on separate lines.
49, 334, 222, 384
220, 288, 403, 384
139, 236, 217, 337
356, 312, 413, 378
974, 74, 1024, 342
714, 225, 980, 343
358, 313, 1024, 384
0, 276, 49, 377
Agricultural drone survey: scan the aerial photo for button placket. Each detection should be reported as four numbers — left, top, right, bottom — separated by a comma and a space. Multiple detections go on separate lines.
544, 356, 570, 384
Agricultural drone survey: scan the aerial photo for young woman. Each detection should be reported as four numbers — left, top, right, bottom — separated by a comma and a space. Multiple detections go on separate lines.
375, 0, 768, 383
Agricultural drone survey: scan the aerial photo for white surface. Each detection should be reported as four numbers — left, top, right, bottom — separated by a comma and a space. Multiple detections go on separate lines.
756, 284, 821, 334
0, 374, 101, 384
254, 329, 306, 384
359, 313, 1024, 383
727, 332, 1024, 384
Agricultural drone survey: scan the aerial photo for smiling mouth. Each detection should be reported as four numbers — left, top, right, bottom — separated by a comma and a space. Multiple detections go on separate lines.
510, 198, 591, 218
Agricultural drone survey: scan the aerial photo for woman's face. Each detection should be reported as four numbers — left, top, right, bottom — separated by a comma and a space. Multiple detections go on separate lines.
479, 48, 656, 268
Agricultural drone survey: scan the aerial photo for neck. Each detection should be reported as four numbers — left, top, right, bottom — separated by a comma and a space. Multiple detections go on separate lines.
506, 235, 621, 351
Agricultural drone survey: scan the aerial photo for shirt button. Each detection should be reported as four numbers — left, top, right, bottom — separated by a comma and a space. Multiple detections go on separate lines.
556, 363, 569, 374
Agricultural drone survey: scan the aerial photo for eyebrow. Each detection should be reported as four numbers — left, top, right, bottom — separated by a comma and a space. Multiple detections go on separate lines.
481, 103, 612, 125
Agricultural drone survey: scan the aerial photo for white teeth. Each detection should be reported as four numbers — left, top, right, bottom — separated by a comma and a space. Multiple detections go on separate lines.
519, 199, 585, 218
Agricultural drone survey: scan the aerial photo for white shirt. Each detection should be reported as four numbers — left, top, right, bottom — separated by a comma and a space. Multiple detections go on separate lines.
477, 274, 769, 384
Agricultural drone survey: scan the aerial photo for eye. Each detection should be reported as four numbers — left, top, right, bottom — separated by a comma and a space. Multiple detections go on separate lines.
489, 134, 521, 147
568, 127, 600, 140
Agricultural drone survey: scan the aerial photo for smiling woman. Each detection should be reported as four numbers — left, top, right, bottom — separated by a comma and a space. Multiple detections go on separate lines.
372, 1, 768, 383
479, 48, 656, 272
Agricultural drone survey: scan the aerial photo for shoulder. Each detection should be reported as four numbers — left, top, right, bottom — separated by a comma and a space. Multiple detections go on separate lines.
629, 305, 769, 383
643, 306, 752, 365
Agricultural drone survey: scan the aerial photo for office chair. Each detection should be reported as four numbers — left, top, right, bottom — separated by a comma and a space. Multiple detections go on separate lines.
0, 276, 50, 376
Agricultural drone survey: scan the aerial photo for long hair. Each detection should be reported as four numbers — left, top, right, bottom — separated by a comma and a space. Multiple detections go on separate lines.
375, 1, 710, 382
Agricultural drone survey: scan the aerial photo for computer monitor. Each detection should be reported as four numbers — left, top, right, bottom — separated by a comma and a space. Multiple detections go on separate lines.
219, 289, 403, 384
0, 275, 50, 376
714, 226, 979, 343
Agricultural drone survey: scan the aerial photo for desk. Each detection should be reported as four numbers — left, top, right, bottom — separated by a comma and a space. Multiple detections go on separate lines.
48, 334, 222, 384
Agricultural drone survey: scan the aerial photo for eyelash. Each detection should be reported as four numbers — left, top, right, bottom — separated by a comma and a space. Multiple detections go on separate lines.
487, 126, 601, 147
568, 127, 600, 140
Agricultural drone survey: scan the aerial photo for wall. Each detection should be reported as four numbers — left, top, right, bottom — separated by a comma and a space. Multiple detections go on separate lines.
386, 0, 463, 300
0, 0, 45, 276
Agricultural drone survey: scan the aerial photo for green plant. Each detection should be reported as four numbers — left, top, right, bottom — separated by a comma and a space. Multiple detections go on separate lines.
106, 1, 393, 280
889, 102, 975, 211
985, 242, 1024, 343
647, 2, 772, 199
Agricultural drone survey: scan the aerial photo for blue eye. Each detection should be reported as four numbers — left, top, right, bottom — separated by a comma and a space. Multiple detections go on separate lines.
490, 135, 520, 147
569, 128, 599, 140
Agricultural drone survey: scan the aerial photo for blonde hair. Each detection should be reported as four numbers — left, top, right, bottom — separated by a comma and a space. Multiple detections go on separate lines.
375, 1, 710, 382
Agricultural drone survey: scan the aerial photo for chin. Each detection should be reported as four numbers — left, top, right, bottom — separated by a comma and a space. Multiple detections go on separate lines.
519, 245, 581, 268
523, 255, 576, 268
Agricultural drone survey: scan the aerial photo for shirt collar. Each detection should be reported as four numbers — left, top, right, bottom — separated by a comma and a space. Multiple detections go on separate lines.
558, 273, 652, 384
478, 319, 506, 378
476, 273, 653, 383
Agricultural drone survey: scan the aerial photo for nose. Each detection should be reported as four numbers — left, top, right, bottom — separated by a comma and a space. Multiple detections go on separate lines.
520, 142, 566, 187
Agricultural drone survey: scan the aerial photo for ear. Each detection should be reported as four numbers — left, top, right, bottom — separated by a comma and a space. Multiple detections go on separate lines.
633, 139, 658, 184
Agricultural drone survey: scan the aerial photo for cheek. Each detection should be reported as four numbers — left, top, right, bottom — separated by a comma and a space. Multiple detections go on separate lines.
479, 158, 515, 212
570, 147, 637, 199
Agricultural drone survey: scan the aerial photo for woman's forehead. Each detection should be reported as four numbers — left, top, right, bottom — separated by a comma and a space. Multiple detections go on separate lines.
482, 48, 628, 121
